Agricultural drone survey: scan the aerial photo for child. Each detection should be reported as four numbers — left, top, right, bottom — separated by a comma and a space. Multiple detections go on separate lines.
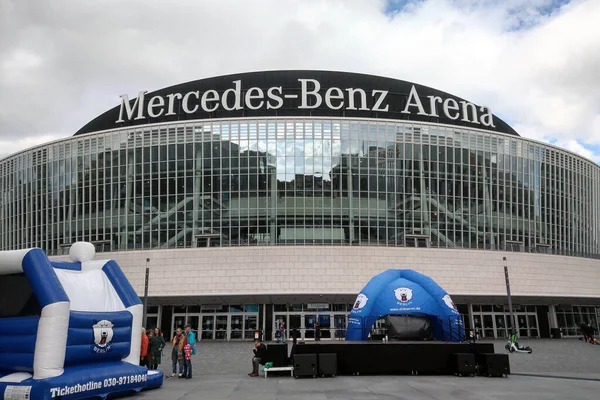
180, 337, 192, 379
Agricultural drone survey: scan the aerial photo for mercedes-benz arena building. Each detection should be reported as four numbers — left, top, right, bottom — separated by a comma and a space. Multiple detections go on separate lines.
1, 71, 599, 341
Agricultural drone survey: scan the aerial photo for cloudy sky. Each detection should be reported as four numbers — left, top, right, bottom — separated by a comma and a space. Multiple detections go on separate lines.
1, 0, 599, 162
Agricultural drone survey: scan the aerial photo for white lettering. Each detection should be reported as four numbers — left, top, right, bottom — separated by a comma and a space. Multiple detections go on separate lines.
116, 91, 147, 122
182, 91, 199, 113
222, 80, 243, 111
427, 95, 443, 117
401, 85, 427, 115
480, 106, 496, 127
325, 87, 344, 110
147, 95, 165, 118
266, 86, 283, 109
298, 79, 322, 109
345, 88, 369, 110
460, 101, 480, 124
245, 87, 264, 110
371, 90, 389, 112
442, 98, 460, 120
165, 93, 182, 116
201, 90, 219, 112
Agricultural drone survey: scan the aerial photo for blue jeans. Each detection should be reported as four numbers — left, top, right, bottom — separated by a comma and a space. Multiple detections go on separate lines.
172, 350, 184, 374
182, 359, 192, 378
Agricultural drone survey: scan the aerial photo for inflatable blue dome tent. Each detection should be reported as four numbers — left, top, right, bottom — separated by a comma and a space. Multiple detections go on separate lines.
0, 242, 163, 400
345, 269, 464, 342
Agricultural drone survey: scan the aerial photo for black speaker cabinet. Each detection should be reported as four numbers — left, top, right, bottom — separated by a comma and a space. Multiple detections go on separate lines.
265, 343, 288, 367
477, 353, 510, 377
318, 353, 337, 377
451, 353, 475, 377
294, 354, 317, 378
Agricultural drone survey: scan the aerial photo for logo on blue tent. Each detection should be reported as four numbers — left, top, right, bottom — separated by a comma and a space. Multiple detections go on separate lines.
353, 293, 369, 310
93, 320, 114, 353
442, 294, 459, 313
394, 287, 413, 303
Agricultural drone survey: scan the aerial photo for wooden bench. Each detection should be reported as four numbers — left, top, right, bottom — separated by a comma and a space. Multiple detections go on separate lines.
264, 366, 294, 378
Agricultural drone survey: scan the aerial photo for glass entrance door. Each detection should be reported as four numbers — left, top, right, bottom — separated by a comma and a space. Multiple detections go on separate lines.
215, 315, 228, 340
230, 315, 243, 340
319, 315, 331, 339
334, 315, 346, 339
289, 315, 301, 340
304, 315, 317, 339
201, 315, 214, 340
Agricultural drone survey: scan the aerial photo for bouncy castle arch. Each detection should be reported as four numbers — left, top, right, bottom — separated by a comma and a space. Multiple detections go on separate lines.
346, 269, 464, 342
0, 242, 163, 400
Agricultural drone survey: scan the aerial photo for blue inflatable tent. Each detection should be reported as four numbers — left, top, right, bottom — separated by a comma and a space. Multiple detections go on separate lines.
345, 269, 464, 342
0, 242, 163, 400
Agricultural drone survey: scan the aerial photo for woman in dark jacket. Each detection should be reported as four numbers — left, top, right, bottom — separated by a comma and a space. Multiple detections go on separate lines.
150, 328, 166, 370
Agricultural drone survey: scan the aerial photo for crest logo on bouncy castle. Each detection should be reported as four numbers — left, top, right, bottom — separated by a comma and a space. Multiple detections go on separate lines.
92, 320, 114, 353
352, 293, 369, 312
442, 294, 460, 314
394, 287, 413, 303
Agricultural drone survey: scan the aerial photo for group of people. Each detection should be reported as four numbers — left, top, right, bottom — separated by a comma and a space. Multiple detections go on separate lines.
171, 324, 196, 379
138, 324, 197, 379
140, 327, 166, 370
579, 321, 598, 344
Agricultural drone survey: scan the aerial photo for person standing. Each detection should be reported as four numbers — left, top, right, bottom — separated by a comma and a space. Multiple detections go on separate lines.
249, 339, 267, 377
140, 327, 149, 366
279, 321, 286, 343
171, 328, 185, 377
149, 328, 165, 370
145, 330, 155, 367
180, 337, 193, 379
184, 324, 197, 355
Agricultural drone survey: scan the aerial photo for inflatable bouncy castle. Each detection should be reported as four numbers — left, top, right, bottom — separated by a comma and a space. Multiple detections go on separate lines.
0, 242, 163, 400
346, 269, 464, 342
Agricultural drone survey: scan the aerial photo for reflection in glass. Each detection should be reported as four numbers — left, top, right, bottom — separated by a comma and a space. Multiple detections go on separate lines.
0, 119, 597, 259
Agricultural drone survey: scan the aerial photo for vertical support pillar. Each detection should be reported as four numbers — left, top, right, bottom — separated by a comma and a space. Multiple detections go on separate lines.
419, 157, 430, 238
270, 169, 277, 245
346, 159, 354, 243
194, 147, 201, 237
482, 167, 495, 250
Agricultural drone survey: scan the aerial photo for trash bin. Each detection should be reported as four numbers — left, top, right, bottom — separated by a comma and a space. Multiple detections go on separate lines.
551, 328, 562, 339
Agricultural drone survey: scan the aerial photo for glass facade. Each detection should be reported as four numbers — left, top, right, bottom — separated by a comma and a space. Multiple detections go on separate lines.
1, 118, 599, 258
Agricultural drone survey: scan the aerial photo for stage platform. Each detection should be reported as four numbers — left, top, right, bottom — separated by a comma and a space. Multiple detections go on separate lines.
291, 341, 495, 376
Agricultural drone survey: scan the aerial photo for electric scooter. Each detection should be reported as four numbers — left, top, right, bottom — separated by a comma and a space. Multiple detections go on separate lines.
504, 332, 533, 354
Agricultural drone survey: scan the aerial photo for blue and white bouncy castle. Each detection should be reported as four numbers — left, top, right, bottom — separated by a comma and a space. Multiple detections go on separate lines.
0, 242, 163, 400
345, 269, 465, 342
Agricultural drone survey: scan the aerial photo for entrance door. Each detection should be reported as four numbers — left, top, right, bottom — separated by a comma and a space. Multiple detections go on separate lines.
304, 315, 317, 339
482, 314, 494, 338
494, 314, 507, 339
186, 315, 200, 339
334, 315, 346, 340
215, 315, 228, 340
274, 314, 287, 341
289, 315, 301, 340
201, 315, 214, 340
230, 314, 243, 340
319, 315, 331, 339
172, 315, 186, 335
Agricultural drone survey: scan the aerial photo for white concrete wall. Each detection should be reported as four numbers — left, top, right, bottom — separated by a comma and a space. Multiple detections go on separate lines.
52, 247, 600, 300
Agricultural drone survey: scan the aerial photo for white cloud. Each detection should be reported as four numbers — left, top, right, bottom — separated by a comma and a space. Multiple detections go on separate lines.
0, 133, 66, 160
0, 0, 599, 161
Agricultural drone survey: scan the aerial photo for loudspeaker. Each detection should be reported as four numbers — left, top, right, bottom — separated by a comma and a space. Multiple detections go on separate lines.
318, 353, 337, 377
451, 353, 475, 376
476, 353, 510, 377
294, 354, 317, 378
265, 343, 288, 367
